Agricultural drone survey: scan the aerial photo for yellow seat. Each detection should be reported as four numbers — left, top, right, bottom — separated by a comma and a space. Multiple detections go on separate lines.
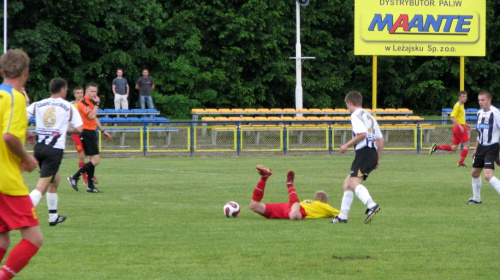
331, 116, 347, 121
395, 116, 410, 121
230, 108, 245, 113
214, 117, 229, 121
227, 117, 243, 121
397, 108, 413, 113
383, 116, 397, 121
205, 108, 218, 114
306, 116, 320, 121
371, 108, 386, 114
333, 108, 349, 113
294, 116, 307, 121
284, 108, 298, 113
242, 116, 255, 121
270, 108, 285, 113
384, 108, 398, 113
257, 108, 271, 113
280, 116, 294, 122
321, 108, 335, 113
218, 108, 232, 113
319, 116, 335, 121
244, 108, 258, 113
308, 108, 322, 113
408, 116, 424, 121
254, 116, 268, 121
192, 108, 205, 113
201, 117, 216, 121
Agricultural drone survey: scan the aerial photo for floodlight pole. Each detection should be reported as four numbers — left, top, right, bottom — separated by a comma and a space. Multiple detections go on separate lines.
3, 0, 7, 53
291, 1, 314, 115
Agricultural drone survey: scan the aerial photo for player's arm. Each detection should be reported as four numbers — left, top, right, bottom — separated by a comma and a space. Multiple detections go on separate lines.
449, 116, 464, 132
126, 83, 130, 98
112, 84, 117, 95
2, 133, 38, 172
375, 136, 385, 169
95, 118, 113, 140
340, 132, 366, 153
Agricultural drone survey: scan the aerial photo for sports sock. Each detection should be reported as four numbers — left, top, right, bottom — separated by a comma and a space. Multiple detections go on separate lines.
436, 145, 452, 151
487, 176, 500, 195
472, 177, 481, 201
87, 164, 96, 188
29, 190, 43, 207
338, 191, 353, 220
46, 193, 58, 222
251, 177, 268, 202
287, 184, 300, 206
0, 247, 6, 263
458, 149, 468, 165
0, 239, 39, 280
355, 184, 376, 209
73, 161, 94, 179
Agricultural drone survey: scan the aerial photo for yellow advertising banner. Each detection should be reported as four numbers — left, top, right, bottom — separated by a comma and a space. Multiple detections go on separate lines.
354, 0, 486, 56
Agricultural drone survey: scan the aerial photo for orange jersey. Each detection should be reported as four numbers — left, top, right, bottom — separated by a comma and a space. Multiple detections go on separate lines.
77, 96, 97, 130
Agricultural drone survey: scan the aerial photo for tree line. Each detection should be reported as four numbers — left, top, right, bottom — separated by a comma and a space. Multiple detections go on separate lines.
2, 0, 499, 118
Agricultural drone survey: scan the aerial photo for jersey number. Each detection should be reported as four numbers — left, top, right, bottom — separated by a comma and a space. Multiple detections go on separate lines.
44, 107, 56, 127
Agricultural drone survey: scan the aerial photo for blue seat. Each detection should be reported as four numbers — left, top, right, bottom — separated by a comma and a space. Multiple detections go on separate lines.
155, 117, 169, 122
131, 109, 146, 114
466, 116, 477, 121
99, 117, 114, 123
441, 108, 452, 113
113, 117, 128, 123
117, 109, 131, 114
126, 117, 141, 123
140, 117, 155, 122
466, 108, 478, 113
145, 109, 160, 114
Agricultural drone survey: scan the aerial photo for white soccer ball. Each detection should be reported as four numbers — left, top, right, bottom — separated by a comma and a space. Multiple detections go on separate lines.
223, 201, 240, 218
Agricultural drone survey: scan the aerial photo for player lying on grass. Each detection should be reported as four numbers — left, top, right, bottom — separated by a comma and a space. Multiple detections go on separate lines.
249, 165, 339, 220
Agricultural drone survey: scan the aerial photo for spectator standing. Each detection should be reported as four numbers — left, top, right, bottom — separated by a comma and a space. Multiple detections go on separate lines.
135, 69, 155, 110
112, 68, 129, 117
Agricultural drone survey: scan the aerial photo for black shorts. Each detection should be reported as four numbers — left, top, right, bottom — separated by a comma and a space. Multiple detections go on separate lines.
81, 129, 99, 156
350, 147, 378, 180
473, 143, 499, 170
34, 143, 63, 180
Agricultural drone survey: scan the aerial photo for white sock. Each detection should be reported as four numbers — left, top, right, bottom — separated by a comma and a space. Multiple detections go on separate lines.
355, 184, 376, 209
338, 191, 353, 220
487, 176, 500, 195
29, 189, 43, 207
46, 192, 58, 212
472, 177, 482, 201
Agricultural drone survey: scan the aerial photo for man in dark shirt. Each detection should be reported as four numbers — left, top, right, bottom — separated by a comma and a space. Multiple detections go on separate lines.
135, 69, 155, 110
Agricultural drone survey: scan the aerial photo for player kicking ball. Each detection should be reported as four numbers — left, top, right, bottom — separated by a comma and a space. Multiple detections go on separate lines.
249, 165, 339, 220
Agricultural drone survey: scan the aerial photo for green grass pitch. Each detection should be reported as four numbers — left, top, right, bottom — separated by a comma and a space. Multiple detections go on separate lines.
10, 153, 499, 279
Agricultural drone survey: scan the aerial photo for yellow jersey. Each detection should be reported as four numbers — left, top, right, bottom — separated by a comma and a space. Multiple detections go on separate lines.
0, 84, 30, 196
300, 200, 340, 219
450, 101, 466, 125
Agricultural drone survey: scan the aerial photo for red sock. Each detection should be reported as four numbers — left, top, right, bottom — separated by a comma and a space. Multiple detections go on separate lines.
436, 145, 452, 151
0, 239, 39, 280
78, 162, 85, 168
0, 247, 6, 263
252, 177, 268, 202
287, 185, 300, 206
459, 149, 469, 165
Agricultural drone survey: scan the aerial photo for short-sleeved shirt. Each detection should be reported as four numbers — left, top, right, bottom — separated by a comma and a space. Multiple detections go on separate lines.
350, 108, 384, 150
136, 77, 154, 96
112, 78, 128, 95
476, 107, 500, 146
450, 101, 466, 125
78, 96, 97, 130
0, 84, 30, 196
300, 200, 340, 219
26, 97, 83, 150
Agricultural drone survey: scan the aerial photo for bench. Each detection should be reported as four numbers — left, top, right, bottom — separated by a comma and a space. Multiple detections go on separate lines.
441, 108, 478, 124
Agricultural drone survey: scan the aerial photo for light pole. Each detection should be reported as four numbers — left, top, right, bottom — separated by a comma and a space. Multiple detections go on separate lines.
290, 0, 314, 114
3, 0, 7, 53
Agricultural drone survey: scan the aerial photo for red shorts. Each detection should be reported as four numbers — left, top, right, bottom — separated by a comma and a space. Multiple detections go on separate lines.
452, 125, 470, 145
0, 193, 39, 232
72, 133, 84, 153
263, 203, 307, 220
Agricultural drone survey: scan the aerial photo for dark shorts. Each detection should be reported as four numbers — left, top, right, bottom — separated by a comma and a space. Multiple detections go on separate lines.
34, 143, 63, 180
473, 143, 499, 170
81, 129, 99, 156
0, 193, 39, 232
262, 203, 307, 220
350, 147, 378, 180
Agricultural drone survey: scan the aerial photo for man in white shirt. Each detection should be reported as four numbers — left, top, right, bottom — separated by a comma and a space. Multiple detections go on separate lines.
468, 91, 500, 204
331, 91, 385, 224
26, 78, 83, 226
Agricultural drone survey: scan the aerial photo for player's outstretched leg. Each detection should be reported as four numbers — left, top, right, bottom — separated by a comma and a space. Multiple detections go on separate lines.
256, 165, 272, 177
